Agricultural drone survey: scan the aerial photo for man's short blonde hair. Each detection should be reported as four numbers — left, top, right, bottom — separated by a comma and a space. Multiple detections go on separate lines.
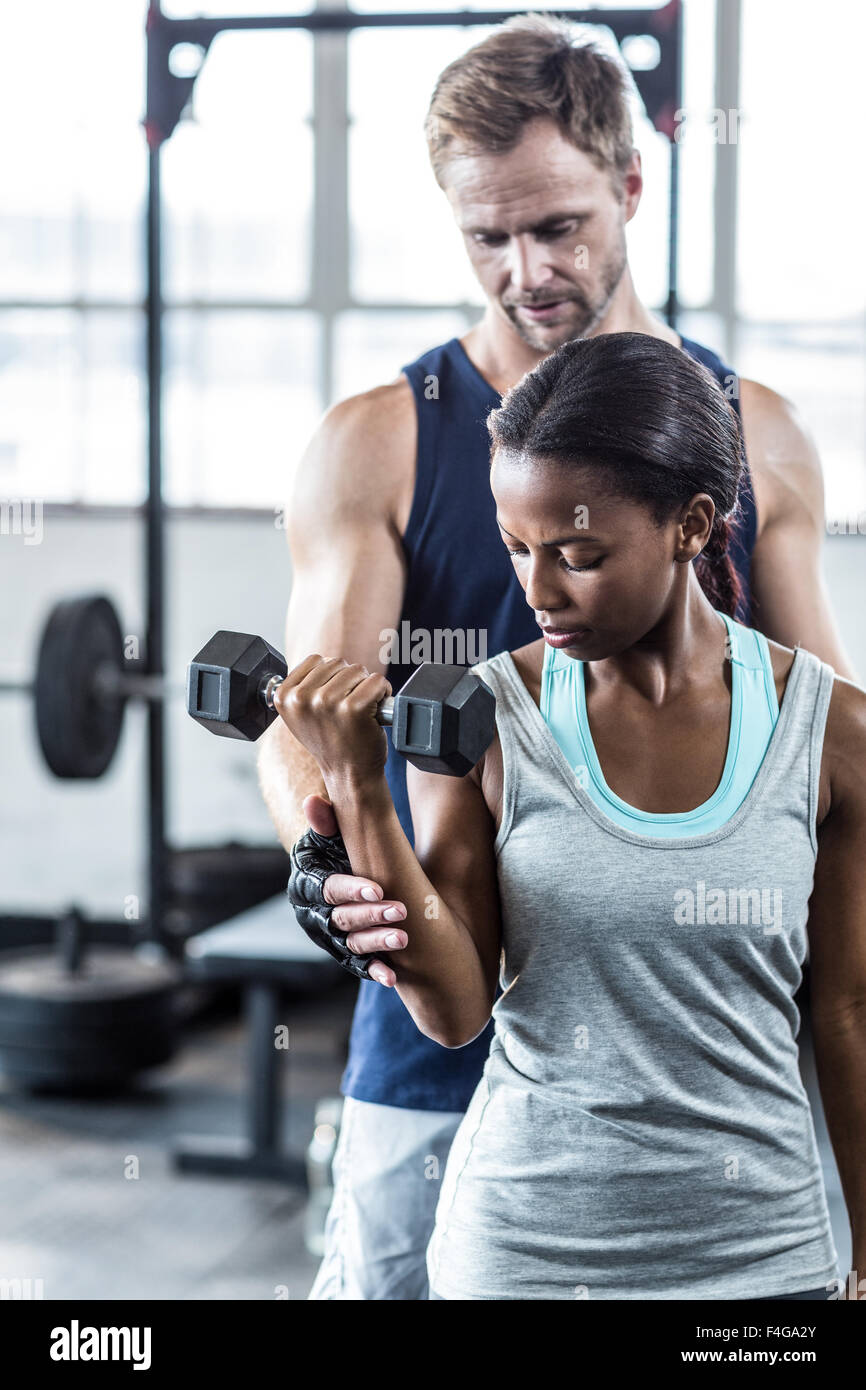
425, 14, 636, 189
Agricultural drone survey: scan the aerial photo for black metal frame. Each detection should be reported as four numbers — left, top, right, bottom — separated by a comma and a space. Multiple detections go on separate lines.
143, 0, 682, 944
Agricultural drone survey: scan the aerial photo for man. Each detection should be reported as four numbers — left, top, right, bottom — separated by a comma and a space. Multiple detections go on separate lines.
257, 15, 853, 1299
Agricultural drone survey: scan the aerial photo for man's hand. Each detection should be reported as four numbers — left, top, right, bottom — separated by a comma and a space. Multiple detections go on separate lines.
292, 793, 407, 987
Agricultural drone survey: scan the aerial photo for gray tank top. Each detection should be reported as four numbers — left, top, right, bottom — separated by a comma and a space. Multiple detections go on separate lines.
427, 644, 839, 1300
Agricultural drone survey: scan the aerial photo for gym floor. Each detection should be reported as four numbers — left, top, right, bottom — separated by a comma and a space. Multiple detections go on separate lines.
0, 977, 355, 1301
0, 972, 850, 1300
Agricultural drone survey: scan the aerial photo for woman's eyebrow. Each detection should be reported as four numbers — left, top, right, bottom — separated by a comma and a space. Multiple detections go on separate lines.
497, 522, 602, 546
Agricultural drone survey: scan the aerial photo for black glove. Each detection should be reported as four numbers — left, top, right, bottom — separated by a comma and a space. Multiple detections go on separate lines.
287, 826, 374, 980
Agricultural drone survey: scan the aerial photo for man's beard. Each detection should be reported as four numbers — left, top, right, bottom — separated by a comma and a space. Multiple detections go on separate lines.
503, 243, 627, 352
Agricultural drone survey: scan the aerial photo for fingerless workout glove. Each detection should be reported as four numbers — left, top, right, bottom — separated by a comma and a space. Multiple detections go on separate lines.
287, 826, 374, 980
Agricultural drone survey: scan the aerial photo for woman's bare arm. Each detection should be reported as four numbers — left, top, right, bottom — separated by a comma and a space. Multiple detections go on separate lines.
273, 656, 502, 1047
807, 676, 866, 1291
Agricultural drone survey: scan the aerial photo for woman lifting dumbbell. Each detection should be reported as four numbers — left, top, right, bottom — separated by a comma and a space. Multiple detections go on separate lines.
273, 332, 866, 1301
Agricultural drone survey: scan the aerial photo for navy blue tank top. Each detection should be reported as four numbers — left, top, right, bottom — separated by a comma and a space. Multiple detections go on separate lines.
341, 334, 758, 1111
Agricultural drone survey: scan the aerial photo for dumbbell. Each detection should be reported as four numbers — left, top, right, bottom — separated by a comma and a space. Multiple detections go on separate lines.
187, 631, 496, 776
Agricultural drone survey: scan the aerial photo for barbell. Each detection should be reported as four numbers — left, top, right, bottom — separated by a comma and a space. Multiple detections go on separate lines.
0, 594, 183, 779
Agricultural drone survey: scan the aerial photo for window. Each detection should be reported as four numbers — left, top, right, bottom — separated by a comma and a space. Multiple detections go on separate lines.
5, 1, 857, 518
737, 0, 866, 516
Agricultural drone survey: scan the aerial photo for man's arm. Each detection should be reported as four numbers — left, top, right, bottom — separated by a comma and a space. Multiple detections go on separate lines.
258, 381, 429, 983
257, 379, 414, 850
739, 379, 857, 681
806, 677, 866, 1293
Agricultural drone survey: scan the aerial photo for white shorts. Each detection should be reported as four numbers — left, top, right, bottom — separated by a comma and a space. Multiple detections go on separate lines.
307, 1096, 464, 1300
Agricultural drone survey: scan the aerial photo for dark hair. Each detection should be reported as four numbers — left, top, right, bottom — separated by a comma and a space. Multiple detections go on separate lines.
487, 333, 745, 617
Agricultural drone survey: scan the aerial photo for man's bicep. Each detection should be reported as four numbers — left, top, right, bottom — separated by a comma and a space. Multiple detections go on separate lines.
406, 762, 502, 994
750, 506, 855, 678
284, 530, 406, 675
282, 395, 410, 673
741, 378, 856, 677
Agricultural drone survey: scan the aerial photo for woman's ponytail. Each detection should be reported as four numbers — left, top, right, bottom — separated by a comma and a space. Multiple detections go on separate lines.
694, 512, 742, 619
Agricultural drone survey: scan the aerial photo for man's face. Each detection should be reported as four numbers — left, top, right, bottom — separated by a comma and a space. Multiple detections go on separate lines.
443, 116, 641, 351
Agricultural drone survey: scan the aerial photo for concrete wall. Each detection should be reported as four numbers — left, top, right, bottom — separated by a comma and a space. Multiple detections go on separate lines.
1, 508, 864, 917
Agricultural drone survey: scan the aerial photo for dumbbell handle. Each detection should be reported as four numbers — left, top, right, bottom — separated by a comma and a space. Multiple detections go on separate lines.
260, 673, 396, 726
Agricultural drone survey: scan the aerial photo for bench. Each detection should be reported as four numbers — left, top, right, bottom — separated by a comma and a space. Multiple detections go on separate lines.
172, 893, 342, 1183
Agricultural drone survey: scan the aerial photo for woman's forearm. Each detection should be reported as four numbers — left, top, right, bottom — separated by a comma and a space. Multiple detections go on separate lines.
323, 768, 493, 1046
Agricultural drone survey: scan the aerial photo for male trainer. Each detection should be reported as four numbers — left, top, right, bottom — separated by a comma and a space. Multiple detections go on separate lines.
257, 15, 854, 1299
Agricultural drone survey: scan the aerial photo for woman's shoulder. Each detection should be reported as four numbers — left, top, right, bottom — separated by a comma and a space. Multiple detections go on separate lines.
473, 640, 545, 704
821, 670, 866, 773
762, 635, 797, 705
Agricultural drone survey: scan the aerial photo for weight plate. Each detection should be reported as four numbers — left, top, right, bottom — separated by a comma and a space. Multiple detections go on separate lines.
0, 1037, 175, 1087
0, 949, 180, 1026
35, 594, 126, 779
0, 1026, 175, 1059
0, 948, 180, 1091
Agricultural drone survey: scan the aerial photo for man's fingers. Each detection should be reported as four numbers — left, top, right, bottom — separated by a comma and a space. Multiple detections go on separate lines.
302, 793, 339, 838
367, 960, 397, 988
343, 926, 408, 956
323, 873, 385, 908
328, 899, 407, 932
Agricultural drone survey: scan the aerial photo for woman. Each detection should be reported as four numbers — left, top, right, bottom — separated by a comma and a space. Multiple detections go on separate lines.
276, 333, 865, 1300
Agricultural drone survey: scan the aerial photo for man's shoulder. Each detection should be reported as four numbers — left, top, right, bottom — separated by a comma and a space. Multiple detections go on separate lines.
311, 375, 418, 480
737, 377, 824, 529
289, 375, 417, 530
322, 373, 417, 442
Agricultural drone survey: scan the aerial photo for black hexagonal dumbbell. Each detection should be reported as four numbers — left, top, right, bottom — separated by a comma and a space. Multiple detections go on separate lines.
186, 631, 496, 777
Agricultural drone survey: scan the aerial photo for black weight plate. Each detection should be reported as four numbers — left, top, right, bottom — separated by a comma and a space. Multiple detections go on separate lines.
35, 594, 126, 778
0, 949, 180, 1026
0, 1014, 176, 1052
0, 1034, 175, 1071
0, 1037, 175, 1087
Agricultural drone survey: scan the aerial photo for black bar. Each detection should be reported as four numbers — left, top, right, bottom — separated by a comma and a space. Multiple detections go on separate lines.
248, 982, 282, 1153
666, 137, 679, 329
665, 6, 682, 329
160, 8, 666, 40
146, 141, 167, 951
172, 980, 306, 1183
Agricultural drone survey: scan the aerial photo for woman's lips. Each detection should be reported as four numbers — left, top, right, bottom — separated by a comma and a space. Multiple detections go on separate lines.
541, 627, 591, 648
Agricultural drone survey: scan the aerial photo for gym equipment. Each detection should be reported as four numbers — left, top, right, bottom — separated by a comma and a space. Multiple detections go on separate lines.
172, 896, 341, 1182
166, 844, 294, 934
0, 597, 294, 952
187, 630, 497, 777
0, 593, 182, 780
0, 910, 180, 1092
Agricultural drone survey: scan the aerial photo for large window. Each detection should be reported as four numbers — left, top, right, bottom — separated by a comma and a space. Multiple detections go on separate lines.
736, 0, 866, 520
2, 0, 862, 519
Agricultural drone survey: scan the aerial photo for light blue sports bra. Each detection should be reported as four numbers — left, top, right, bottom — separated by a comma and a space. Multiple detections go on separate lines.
540, 612, 780, 837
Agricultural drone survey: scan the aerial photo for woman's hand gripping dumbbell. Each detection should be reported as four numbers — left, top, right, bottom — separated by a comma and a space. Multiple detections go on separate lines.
186, 631, 496, 982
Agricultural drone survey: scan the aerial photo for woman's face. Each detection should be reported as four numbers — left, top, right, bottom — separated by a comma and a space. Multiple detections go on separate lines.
491, 449, 711, 660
